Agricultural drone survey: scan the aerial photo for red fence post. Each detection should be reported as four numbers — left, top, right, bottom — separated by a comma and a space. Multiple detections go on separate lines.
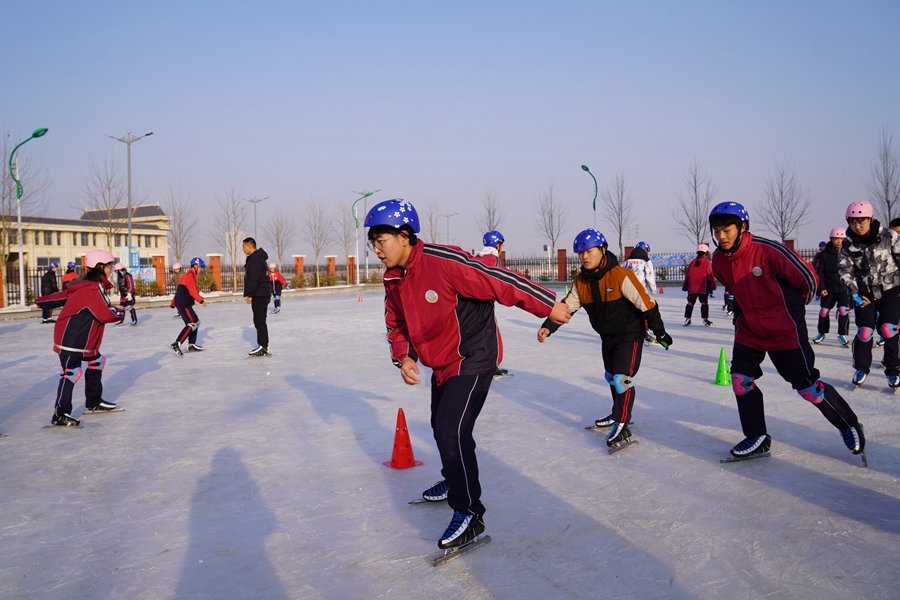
207, 254, 222, 291
557, 248, 567, 282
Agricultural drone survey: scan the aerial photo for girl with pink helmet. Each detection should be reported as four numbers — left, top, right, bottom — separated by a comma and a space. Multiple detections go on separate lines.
268, 262, 287, 314
813, 227, 850, 346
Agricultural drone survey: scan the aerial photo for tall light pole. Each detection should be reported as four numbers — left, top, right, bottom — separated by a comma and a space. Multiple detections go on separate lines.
440, 212, 459, 245
105, 131, 153, 266
245, 196, 270, 240
581, 165, 598, 229
351, 189, 379, 286
9, 127, 48, 306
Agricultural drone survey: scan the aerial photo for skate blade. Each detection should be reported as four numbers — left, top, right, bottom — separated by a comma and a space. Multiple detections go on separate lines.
431, 535, 491, 566
247, 353, 273, 359
42, 424, 83, 429
860, 452, 868, 468
82, 408, 125, 415
0, 433, 8, 437
720, 451, 771, 464
167, 344, 184, 358
492, 373, 513, 379
607, 439, 639, 454
586, 420, 634, 431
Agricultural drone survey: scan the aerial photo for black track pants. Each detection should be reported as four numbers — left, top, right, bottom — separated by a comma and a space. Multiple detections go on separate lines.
176, 306, 199, 345
851, 293, 900, 376
251, 296, 269, 347
601, 340, 643, 424
54, 351, 104, 417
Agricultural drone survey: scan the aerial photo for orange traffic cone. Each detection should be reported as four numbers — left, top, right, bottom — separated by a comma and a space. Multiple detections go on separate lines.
659, 286, 664, 294
358, 292, 363, 302
383, 408, 423, 469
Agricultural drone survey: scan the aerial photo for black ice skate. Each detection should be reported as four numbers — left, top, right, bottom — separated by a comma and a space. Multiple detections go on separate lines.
437, 511, 486, 551
423, 479, 449, 502
493, 367, 512, 379
248, 345, 270, 357
49, 413, 81, 427
606, 422, 638, 454
169, 341, 184, 357
721, 434, 771, 463
703, 319, 714, 327
188, 343, 205, 352
841, 423, 867, 467
83, 400, 122, 415
683, 318, 691, 327
852, 370, 867, 387
42, 318, 56, 324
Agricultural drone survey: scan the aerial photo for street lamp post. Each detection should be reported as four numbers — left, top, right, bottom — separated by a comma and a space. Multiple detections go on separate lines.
581, 165, 598, 229
440, 212, 459, 245
105, 131, 153, 266
351, 190, 379, 286
245, 196, 270, 240
8, 127, 48, 306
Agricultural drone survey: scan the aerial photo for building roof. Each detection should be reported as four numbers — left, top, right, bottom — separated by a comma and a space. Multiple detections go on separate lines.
79, 203, 169, 221
1, 214, 164, 231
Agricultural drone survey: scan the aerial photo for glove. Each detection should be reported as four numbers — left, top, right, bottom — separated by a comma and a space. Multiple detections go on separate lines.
114, 307, 126, 321
657, 332, 673, 350
852, 293, 865, 307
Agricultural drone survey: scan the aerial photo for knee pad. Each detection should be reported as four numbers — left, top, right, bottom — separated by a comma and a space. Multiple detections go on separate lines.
819, 307, 829, 318
797, 381, 825, 405
731, 373, 756, 396
274, 295, 280, 301
190, 321, 200, 331
857, 327, 874, 342
604, 371, 614, 386
880, 323, 898, 339
838, 306, 849, 316
62, 367, 83, 384
87, 355, 106, 371
611, 374, 633, 394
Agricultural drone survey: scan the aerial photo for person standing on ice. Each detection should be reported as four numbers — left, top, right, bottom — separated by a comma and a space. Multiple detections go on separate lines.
838, 201, 900, 388
40, 262, 60, 323
114, 263, 138, 326
170, 257, 207, 356
62, 262, 79, 290
242, 237, 271, 357
267, 263, 287, 314
474, 230, 512, 378
365, 199, 570, 550
167, 262, 184, 318
622, 241, 656, 296
708, 201, 865, 461
813, 228, 850, 347
682, 244, 715, 326
537, 229, 673, 451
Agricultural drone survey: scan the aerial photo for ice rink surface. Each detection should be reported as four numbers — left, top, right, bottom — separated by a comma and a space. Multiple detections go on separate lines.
1, 290, 899, 599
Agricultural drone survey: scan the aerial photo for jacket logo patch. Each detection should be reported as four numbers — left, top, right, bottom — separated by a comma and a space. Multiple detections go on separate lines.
425, 290, 439, 303
752, 266, 762, 276
606, 288, 614, 292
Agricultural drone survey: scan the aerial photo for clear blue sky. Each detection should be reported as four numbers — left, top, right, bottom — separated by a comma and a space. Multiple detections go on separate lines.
3, 1, 899, 258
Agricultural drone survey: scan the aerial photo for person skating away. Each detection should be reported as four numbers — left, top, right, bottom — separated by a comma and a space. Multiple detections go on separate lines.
40, 262, 60, 323
838, 201, 900, 388
114, 263, 138, 326
537, 229, 673, 451
813, 228, 851, 347
682, 244, 716, 326
722, 287, 734, 317
170, 258, 207, 356
475, 230, 513, 378
812, 241, 827, 300
61, 262, 79, 290
268, 263, 287, 314
709, 202, 865, 463
167, 262, 184, 318
242, 238, 271, 356
365, 199, 570, 551
623, 241, 659, 345
37, 250, 125, 426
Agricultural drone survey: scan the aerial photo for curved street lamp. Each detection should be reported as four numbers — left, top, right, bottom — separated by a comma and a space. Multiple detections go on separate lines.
8, 127, 49, 306
581, 164, 598, 229
351, 189, 379, 285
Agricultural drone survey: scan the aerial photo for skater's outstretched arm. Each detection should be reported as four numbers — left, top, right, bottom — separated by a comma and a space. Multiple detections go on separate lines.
537, 285, 580, 342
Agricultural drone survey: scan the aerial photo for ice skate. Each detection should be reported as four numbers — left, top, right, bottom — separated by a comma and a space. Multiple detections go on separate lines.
169, 341, 184, 357
248, 345, 270, 357
888, 375, 900, 391
187, 343, 205, 352
84, 400, 124, 414
42, 318, 56, 324
721, 434, 771, 463
852, 370, 867, 387
50, 413, 80, 427
130, 320, 137, 326
437, 510, 485, 550
812, 333, 825, 344
606, 422, 637, 453
875, 336, 885, 348
726, 310, 733, 316
173, 313, 181, 318
683, 318, 691, 327
421, 480, 449, 502
837, 334, 849, 346
493, 366, 511, 379
703, 319, 714, 327
114, 320, 124, 326
591, 414, 615, 429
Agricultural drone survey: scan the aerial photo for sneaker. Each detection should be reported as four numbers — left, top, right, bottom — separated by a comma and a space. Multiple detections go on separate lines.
86, 400, 117, 411
188, 343, 205, 352
51, 413, 80, 426
169, 341, 184, 356
840, 423, 865, 454
730, 434, 771, 457
594, 414, 615, 428
889, 375, 900, 389
812, 333, 825, 344
422, 480, 450, 502
703, 319, 714, 327
248, 345, 269, 357
438, 510, 485, 549
606, 422, 632, 447
852, 370, 868, 386
683, 318, 691, 327
42, 318, 56, 324
837, 335, 849, 346
876, 337, 885, 348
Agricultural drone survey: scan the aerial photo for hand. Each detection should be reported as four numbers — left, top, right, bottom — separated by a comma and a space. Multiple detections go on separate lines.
821, 290, 829, 297
548, 302, 571, 325
657, 332, 673, 350
400, 357, 421, 385
245, 297, 252, 304
201, 301, 207, 307
852, 292, 869, 308
537, 328, 550, 343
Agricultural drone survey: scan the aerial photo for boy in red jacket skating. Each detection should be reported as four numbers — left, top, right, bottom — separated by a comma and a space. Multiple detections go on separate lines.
365, 199, 570, 551
709, 202, 865, 463
170, 257, 208, 356
682, 244, 716, 326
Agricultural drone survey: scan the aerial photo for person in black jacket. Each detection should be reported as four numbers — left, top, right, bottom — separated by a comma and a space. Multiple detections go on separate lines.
242, 237, 271, 356
814, 228, 851, 346
40, 262, 60, 323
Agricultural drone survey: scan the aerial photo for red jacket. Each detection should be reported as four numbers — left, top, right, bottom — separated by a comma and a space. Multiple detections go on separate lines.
384, 242, 555, 385
712, 233, 818, 351
46, 280, 123, 357
682, 255, 716, 295
174, 269, 205, 307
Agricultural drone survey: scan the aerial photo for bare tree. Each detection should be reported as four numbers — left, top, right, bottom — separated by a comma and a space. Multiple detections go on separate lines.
420, 198, 442, 243
757, 157, 815, 243
671, 158, 718, 247
533, 183, 569, 252
474, 190, 505, 237
73, 153, 126, 253
600, 171, 634, 259
868, 126, 900, 224
209, 180, 247, 286
301, 199, 330, 286
262, 206, 299, 270
164, 182, 197, 264
1, 131, 50, 267
333, 201, 357, 282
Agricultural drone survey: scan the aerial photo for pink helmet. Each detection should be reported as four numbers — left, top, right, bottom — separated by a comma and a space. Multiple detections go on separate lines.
268, 263, 276, 269
829, 227, 846, 239
172, 262, 182, 270
697, 244, 710, 253
114, 262, 126, 271
85, 249, 115, 269
846, 201, 873, 219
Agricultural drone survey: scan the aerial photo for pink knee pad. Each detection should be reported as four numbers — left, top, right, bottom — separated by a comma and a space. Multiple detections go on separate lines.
819, 307, 829, 318
837, 306, 849, 316
731, 373, 756, 396
62, 367, 83, 384
88, 355, 106, 370
798, 381, 825, 405
880, 323, 898, 339
857, 327, 874, 342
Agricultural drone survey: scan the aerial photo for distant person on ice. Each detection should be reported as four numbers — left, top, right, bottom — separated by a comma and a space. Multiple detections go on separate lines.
812, 227, 850, 347
622, 241, 656, 296
682, 244, 715, 327
167, 262, 184, 318
243, 237, 271, 357
268, 263, 287, 314
40, 262, 59, 323
537, 229, 673, 451
114, 263, 138, 326
475, 230, 512, 378
170, 257, 207, 356
365, 199, 570, 551
62, 261, 79, 290
708, 201, 864, 462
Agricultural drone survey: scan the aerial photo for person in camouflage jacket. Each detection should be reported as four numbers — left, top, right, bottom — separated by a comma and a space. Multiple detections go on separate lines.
838, 201, 900, 386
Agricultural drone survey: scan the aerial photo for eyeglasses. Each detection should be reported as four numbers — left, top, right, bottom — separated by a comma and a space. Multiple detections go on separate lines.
367, 234, 398, 251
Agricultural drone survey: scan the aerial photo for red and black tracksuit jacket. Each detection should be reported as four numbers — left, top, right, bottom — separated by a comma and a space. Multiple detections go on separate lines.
174, 269, 205, 307
38, 280, 122, 357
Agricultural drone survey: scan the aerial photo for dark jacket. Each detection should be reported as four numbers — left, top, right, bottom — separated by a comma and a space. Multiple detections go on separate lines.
815, 242, 843, 295
243, 248, 270, 298
41, 270, 59, 296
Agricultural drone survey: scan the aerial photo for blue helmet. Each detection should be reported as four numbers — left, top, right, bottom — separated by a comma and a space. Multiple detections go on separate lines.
364, 199, 420, 233
48, 262, 58, 269
483, 230, 504, 247
66, 261, 76, 268
818, 241, 827, 248
636, 241, 650, 252
573, 229, 608, 254
709, 202, 750, 229
190, 257, 205, 269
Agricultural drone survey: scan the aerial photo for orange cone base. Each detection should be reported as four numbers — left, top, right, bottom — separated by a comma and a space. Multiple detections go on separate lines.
383, 408, 423, 469
358, 292, 363, 302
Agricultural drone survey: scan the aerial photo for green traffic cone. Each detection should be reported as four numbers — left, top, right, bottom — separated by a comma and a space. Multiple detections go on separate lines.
564, 285, 569, 296
713, 347, 731, 386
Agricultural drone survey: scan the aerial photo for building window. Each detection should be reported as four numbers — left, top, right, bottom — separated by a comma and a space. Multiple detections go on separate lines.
115, 234, 122, 247
57, 231, 61, 245
81, 232, 89, 246
136, 235, 141, 248
73, 232, 78, 246
145, 235, 150, 248
154, 236, 158, 248
37, 257, 61, 268
140, 257, 152, 267
44, 231, 53, 245
93, 233, 97, 246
